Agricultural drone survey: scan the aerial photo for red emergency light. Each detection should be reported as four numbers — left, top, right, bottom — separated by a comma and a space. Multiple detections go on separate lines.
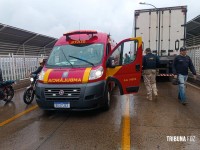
63, 30, 97, 37
64, 30, 98, 42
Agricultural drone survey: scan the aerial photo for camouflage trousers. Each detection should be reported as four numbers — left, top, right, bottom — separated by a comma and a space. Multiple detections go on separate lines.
143, 69, 158, 100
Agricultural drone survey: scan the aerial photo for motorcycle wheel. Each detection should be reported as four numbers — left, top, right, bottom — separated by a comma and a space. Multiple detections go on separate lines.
23, 88, 34, 105
3, 86, 15, 102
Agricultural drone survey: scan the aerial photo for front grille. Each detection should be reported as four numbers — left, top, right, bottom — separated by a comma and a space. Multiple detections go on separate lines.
44, 88, 81, 101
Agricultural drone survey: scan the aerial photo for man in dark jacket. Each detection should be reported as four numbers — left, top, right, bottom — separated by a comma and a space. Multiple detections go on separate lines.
143, 48, 160, 101
173, 47, 196, 105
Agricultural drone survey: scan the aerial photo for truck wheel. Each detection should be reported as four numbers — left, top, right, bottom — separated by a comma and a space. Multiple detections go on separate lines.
102, 86, 111, 111
3, 86, 14, 102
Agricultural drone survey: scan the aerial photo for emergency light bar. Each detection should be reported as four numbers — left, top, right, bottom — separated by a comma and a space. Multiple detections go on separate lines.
64, 30, 97, 37
64, 30, 98, 41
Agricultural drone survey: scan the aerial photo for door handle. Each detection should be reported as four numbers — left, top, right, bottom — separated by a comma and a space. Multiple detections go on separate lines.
135, 64, 140, 72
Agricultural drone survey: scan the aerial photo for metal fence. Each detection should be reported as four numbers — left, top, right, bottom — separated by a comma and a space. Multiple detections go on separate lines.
0, 54, 47, 81
188, 46, 200, 75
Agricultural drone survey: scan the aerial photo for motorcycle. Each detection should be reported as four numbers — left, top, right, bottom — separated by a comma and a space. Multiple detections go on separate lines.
0, 80, 15, 102
23, 74, 37, 104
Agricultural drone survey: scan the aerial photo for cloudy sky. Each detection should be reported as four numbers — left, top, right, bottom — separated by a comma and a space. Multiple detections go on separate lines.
0, 0, 199, 42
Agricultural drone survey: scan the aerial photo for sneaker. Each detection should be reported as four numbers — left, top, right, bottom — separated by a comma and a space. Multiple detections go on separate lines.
182, 101, 188, 105
154, 95, 158, 100
146, 96, 152, 101
153, 91, 158, 96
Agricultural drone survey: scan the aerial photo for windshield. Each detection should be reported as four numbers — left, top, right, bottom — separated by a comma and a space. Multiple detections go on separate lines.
46, 43, 104, 68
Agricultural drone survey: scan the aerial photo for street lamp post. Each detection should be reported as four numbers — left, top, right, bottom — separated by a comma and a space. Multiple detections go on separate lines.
139, 2, 157, 9
139, 2, 161, 56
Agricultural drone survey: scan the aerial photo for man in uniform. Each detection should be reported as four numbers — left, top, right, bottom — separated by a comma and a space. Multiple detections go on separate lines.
143, 48, 160, 101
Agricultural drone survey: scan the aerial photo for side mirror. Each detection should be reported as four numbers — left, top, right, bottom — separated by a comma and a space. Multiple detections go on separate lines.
106, 57, 115, 68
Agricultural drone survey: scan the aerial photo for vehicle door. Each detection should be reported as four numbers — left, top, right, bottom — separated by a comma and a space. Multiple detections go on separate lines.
106, 37, 143, 95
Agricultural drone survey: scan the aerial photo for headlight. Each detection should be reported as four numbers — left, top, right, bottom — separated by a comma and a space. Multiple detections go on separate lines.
38, 71, 45, 81
30, 78, 34, 82
89, 66, 104, 80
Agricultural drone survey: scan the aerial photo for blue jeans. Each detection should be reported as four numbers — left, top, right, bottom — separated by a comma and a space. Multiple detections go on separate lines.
178, 74, 188, 102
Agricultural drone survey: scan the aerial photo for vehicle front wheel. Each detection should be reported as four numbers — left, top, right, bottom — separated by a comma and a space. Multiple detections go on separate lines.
102, 85, 111, 111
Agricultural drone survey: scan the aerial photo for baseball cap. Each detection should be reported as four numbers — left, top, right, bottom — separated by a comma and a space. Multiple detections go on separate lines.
180, 47, 187, 51
145, 48, 151, 52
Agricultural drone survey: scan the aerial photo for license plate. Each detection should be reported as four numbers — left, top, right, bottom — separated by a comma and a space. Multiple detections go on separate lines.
54, 102, 70, 108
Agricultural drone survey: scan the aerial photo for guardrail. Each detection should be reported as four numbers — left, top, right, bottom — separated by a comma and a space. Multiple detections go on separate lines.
0, 54, 47, 81
188, 73, 200, 87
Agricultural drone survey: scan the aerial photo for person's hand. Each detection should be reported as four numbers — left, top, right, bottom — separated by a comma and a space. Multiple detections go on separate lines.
174, 75, 177, 78
193, 75, 197, 80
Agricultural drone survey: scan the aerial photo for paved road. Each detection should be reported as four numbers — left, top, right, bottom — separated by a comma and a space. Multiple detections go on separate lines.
0, 82, 200, 150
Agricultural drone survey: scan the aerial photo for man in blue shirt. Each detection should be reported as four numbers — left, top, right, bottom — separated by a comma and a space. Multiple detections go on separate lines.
173, 47, 197, 105
143, 48, 160, 101
124, 53, 131, 64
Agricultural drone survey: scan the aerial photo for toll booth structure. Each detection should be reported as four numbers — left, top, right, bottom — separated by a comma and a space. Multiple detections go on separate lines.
0, 23, 57, 81
186, 15, 200, 76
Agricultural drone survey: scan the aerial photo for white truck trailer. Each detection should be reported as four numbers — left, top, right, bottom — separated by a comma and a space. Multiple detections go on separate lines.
134, 6, 187, 76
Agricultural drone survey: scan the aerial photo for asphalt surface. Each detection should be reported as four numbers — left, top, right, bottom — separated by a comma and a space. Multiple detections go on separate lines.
0, 81, 200, 150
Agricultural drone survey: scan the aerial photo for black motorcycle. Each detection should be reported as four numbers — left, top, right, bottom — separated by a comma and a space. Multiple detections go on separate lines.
23, 74, 37, 104
0, 80, 15, 102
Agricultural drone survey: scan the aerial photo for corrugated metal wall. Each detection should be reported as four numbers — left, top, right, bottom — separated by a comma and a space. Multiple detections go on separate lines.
0, 41, 52, 56
0, 41, 19, 55
186, 35, 200, 47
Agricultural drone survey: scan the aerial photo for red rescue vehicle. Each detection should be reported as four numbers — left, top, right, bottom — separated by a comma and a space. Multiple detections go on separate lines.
35, 30, 143, 110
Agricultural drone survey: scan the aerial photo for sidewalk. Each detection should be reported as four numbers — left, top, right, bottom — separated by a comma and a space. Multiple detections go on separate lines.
13, 79, 30, 90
